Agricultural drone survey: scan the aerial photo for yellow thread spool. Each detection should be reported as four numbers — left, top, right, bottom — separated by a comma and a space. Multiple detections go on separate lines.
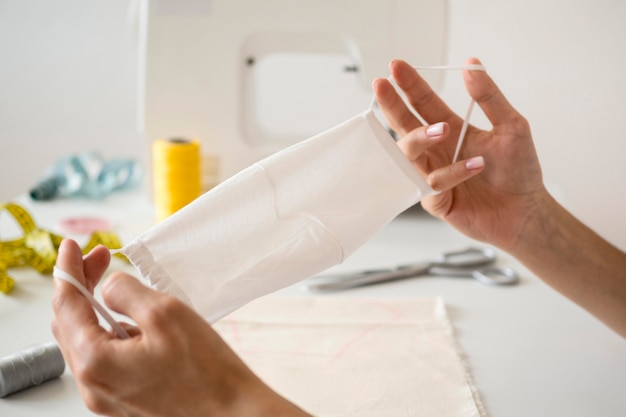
152, 138, 202, 222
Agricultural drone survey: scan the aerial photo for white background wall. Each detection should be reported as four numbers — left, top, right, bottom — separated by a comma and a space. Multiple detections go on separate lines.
0, 0, 141, 199
1, 0, 626, 249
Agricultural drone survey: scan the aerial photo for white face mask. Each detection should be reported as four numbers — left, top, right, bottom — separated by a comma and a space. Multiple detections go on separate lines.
119, 110, 429, 322
119, 64, 486, 323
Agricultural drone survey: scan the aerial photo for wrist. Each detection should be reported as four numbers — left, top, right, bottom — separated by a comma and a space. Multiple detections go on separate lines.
214, 373, 312, 417
507, 189, 562, 261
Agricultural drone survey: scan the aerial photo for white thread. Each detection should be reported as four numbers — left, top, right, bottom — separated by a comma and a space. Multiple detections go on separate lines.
53, 266, 130, 339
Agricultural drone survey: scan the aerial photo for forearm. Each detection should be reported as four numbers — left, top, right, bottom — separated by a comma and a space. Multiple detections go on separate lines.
511, 192, 626, 337
230, 377, 313, 417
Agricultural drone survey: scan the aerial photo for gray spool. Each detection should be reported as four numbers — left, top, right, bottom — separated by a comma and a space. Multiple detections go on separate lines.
0, 342, 65, 398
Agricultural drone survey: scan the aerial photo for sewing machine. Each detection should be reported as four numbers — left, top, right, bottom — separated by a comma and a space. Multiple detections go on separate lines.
138, 0, 448, 184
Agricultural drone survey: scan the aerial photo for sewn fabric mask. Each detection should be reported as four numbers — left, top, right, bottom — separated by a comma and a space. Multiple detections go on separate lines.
119, 64, 486, 323
119, 111, 428, 322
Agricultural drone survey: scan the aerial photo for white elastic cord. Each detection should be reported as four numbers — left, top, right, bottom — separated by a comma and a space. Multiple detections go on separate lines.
53, 266, 131, 339
413, 64, 487, 72
415, 64, 486, 163
371, 63, 487, 163
453, 99, 476, 163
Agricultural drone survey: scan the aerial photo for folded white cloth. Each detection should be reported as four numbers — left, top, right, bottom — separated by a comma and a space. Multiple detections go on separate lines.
120, 110, 433, 322
215, 296, 487, 417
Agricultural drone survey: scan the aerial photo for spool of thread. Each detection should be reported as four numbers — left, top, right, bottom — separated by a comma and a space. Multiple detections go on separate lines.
0, 342, 65, 398
153, 138, 202, 222
29, 176, 64, 201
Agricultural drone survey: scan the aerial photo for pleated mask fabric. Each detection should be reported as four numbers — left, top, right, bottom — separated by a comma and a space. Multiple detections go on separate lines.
120, 110, 434, 322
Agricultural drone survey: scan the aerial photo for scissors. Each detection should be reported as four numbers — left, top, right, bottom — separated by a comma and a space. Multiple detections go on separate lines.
303, 247, 519, 292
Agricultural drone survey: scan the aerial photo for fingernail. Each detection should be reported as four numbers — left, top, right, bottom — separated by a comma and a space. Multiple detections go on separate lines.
465, 156, 484, 170
426, 122, 445, 138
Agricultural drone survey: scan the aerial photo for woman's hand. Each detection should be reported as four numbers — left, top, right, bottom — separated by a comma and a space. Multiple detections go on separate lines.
51, 239, 311, 417
375, 58, 546, 251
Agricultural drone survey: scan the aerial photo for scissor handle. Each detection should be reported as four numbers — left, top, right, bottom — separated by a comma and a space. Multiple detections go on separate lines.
440, 247, 496, 268
428, 264, 519, 286
472, 267, 519, 286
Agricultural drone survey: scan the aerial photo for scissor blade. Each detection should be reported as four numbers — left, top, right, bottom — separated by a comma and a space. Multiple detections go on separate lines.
304, 263, 429, 292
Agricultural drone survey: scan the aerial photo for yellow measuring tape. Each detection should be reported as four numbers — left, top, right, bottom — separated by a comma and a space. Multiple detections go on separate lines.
0, 203, 124, 294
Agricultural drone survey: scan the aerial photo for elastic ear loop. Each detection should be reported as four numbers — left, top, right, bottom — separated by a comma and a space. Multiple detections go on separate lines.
53, 266, 131, 339
370, 64, 487, 163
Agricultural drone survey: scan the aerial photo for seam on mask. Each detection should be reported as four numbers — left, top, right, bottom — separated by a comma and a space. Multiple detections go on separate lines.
119, 240, 194, 309
255, 162, 346, 263
363, 111, 433, 201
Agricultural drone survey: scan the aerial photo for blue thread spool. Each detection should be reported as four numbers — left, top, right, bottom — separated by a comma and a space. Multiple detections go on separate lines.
0, 342, 65, 398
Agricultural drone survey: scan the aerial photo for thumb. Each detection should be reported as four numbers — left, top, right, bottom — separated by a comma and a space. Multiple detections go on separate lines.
82, 245, 111, 292
101, 272, 180, 332
462, 57, 522, 127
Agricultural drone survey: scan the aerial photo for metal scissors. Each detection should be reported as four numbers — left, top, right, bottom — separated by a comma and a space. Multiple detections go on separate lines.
303, 247, 519, 292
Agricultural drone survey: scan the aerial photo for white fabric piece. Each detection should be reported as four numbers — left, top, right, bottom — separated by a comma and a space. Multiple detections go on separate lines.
215, 296, 487, 417
120, 110, 433, 322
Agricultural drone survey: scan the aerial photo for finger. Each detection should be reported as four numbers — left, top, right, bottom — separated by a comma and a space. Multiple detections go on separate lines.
426, 156, 485, 192
52, 240, 102, 330
55, 239, 87, 286
101, 272, 176, 331
390, 59, 458, 126
82, 245, 111, 293
462, 57, 523, 127
372, 77, 422, 136
52, 240, 108, 357
397, 122, 449, 161
117, 322, 142, 338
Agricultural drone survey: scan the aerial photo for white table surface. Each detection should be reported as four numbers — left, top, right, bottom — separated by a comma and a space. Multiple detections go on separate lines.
1, 190, 625, 416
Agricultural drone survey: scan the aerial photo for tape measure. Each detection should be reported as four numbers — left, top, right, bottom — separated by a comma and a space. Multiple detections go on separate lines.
0, 203, 124, 295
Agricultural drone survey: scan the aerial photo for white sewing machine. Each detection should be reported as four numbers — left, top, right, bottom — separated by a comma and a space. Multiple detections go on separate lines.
138, 0, 448, 184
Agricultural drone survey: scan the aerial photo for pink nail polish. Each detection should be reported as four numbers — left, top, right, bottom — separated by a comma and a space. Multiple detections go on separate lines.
426, 122, 444, 138
465, 156, 484, 170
